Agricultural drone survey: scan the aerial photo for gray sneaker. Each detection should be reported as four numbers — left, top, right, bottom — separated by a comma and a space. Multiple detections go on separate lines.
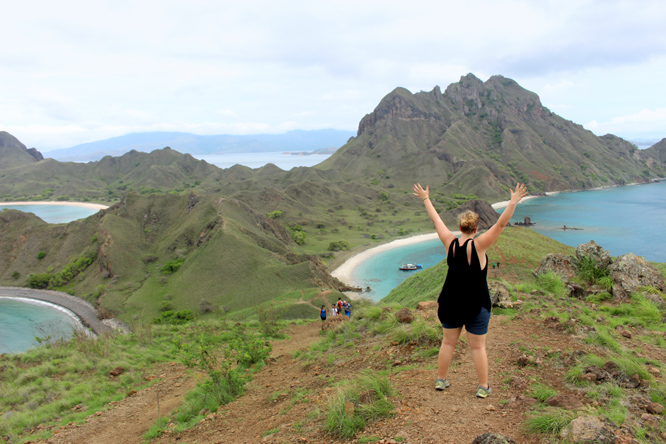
476, 385, 491, 398
435, 378, 450, 391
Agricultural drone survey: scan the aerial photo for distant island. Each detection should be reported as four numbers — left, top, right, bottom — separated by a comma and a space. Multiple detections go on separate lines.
282, 147, 339, 155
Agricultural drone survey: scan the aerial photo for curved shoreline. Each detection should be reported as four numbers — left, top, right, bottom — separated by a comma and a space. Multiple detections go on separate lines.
332, 233, 446, 289
0, 287, 112, 335
0, 201, 109, 210
332, 193, 541, 288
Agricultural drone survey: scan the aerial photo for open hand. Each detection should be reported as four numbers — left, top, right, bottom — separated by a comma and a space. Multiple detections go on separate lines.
510, 183, 528, 203
413, 183, 429, 200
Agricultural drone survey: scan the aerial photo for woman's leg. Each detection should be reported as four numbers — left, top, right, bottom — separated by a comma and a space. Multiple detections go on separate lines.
438, 327, 462, 380
467, 332, 488, 388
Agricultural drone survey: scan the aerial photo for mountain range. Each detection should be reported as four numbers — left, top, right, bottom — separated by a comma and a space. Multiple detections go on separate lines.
42, 129, 355, 162
1, 73, 665, 321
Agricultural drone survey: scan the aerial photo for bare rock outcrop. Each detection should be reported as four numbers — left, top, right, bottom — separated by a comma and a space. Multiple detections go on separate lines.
472, 433, 517, 444
488, 281, 522, 308
608, 253, 665, 300
395, 307, 414, 324
559, 415, 615, 443
575, 240, 612, 268
533, 253, 577, 281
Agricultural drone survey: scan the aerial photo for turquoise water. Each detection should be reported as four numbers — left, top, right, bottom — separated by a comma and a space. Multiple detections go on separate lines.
0, 298, 81, 354
0, 204, 100, 224
351, 239, 446, 301
351, 181, 666, 301
505, 181, 666, 263
0, 203, 97, 353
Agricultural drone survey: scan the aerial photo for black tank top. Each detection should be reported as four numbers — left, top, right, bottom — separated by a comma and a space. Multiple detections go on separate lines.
437, 238, 491, 324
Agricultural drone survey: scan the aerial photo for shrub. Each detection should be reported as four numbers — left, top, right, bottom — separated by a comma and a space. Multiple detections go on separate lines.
290, 229, 307, 246
28, 273, 53, 289
153, 310, 195, 325
161, 258, 185, 274
328, 240, 350, 251
37, 251, 46, 260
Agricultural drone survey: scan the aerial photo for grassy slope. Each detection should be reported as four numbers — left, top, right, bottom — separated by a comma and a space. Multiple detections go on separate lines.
0, 192, 343, 323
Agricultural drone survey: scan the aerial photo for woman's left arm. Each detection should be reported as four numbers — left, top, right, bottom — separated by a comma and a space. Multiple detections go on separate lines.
475, 183, 528, 253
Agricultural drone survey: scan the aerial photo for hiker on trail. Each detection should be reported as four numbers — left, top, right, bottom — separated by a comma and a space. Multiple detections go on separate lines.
413, 182, 528, 398
331, 304, 338, 316
320, 305, 327, 321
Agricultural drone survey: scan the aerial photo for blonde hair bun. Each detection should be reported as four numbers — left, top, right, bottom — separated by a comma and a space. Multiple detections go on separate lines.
458, 210, 480, 234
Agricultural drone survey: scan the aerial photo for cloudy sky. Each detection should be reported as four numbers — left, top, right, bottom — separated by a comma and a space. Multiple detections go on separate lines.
2, 0, 665, 150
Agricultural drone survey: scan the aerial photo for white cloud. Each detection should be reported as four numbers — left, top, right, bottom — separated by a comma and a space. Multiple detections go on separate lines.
2, 0, 666, 148
586, 108, 666, 139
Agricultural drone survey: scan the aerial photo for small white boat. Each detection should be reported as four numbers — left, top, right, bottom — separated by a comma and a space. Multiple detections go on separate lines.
399, 264, 422, 271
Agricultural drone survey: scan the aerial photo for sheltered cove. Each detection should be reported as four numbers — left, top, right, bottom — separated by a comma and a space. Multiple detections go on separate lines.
0, 287, 112, 335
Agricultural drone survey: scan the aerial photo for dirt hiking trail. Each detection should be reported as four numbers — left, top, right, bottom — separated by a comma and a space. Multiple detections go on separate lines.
35, 311, 597, 444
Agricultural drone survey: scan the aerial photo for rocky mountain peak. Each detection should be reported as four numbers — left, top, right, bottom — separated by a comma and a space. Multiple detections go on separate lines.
357, 87, 430, 136
0, 131, 44, 168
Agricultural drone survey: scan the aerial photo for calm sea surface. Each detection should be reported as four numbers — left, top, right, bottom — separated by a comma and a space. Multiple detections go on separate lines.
192, 151, 332, 169
351, 181, 666, 301
0, 204, 100, 224
0, 298, 81, 354
0, 204, 94, 353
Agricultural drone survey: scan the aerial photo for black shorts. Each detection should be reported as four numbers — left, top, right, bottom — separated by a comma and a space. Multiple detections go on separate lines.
441, 307, 491, 335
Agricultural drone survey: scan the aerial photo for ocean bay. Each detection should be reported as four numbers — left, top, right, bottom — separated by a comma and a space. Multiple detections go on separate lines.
507, 181, 666, 263
0, 204, 102, 224
0, 297, 82, 354
0, 203, 99, 353
192, 151, 332, 170
349, 181, 666, 301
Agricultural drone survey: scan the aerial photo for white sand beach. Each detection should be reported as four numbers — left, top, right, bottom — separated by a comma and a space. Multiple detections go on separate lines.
332, 232, 453, 289
0, 201, 109, 210
491, 195, 540, 210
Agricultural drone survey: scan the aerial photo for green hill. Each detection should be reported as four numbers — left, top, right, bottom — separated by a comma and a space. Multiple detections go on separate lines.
0, 192, 345, 323
0, 148, 223, 203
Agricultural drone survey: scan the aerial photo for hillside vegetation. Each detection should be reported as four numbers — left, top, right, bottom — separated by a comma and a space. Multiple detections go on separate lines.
3, 232, 666, 444
0, 192, 346, 323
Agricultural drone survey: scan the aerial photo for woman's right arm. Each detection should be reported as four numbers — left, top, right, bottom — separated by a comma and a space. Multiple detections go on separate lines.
413, 183, 456, 250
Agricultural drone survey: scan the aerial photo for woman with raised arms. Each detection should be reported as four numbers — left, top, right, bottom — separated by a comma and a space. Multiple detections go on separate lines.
412, 182, 528, 398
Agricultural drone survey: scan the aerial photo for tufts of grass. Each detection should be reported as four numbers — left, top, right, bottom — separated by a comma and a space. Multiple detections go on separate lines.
530, 383, 558, 403
524, 407, 576, 435
575, 255, 612, 289
390, 318, 440, 346
536, 272, 568, 298
586, 291, 613, 304
325, 370, 396, 439
584, 327, 624, 353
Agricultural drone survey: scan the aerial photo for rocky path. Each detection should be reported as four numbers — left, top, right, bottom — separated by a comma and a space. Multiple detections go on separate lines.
36, 312, 592, 444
